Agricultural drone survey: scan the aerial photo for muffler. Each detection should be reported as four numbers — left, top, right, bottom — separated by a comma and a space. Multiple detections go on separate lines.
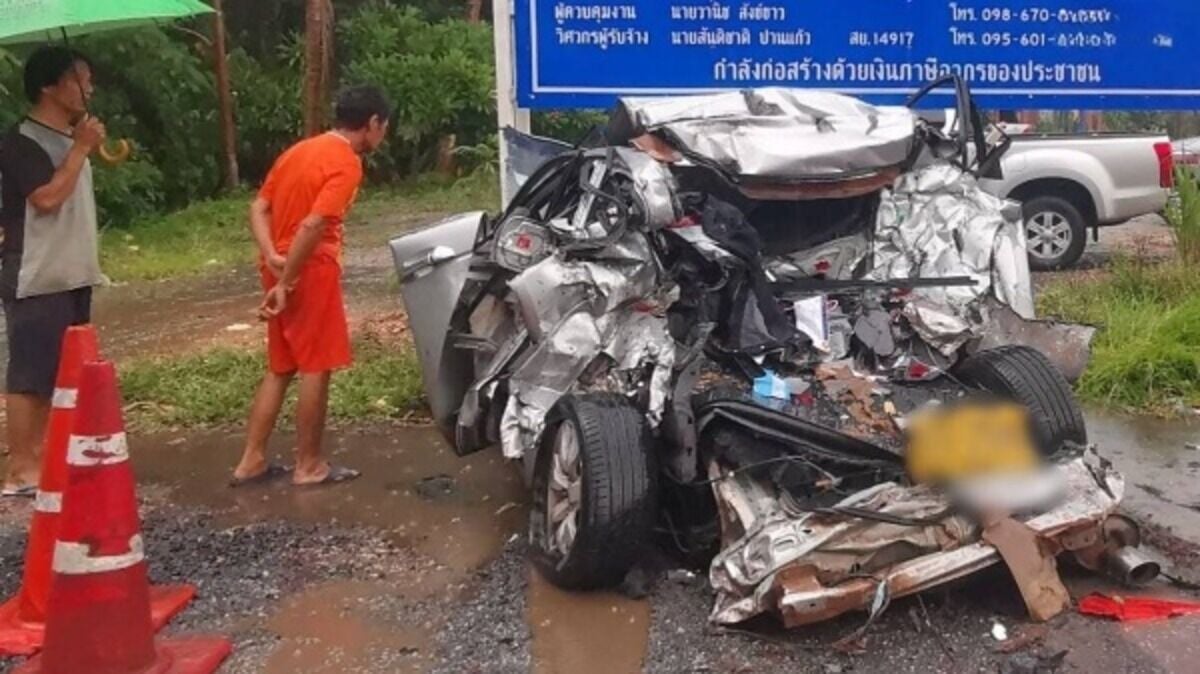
1103, 546, 1161, 588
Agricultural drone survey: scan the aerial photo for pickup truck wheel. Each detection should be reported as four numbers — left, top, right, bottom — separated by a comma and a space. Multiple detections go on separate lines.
955, 346, 1087, 456
530, 394, 655, 590
1023, 196, 1087, 271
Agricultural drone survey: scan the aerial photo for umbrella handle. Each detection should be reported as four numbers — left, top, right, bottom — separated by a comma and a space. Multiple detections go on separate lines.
97, 139, 132, 165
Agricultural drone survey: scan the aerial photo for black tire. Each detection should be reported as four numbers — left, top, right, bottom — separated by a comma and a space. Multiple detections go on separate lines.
1022, 195, 1088, 271
530, 394, 655, 590
955, 346, 1087, 456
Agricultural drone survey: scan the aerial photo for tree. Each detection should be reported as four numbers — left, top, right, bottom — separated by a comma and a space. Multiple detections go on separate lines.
302, 0, 333, 136
212, 0, 239, 188
467, 0, 484, 22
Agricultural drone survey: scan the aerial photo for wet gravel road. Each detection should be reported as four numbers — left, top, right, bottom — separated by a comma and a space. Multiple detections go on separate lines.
0, 426, 1198, 673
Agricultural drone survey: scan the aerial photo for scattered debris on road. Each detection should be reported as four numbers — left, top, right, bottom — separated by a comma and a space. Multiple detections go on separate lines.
1078, 593, 1200, 623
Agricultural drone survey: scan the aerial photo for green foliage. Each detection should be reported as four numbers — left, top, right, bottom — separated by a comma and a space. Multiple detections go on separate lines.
82, 29, 221, 210
1102, 111, 1167, 133
1, 32, 219, 226
533, 110, 609, 145
0, 3, 497, 228
1167, 167, 1200, 264
1039, 259, 1200, 412
453, 135, 499, 176
120, 335, 425, 429
92, 156, 167, 226
227, 48, 303, 181
339, 3, 495, 177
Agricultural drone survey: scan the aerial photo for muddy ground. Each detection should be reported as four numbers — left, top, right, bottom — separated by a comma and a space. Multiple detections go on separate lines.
1, 214, 1199, 673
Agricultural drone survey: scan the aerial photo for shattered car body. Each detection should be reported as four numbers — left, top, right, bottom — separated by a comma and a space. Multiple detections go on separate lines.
390, 77, 1131, 629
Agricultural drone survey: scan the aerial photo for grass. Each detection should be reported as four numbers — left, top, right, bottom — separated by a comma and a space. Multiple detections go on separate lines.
119, 335, 426, 429
100, 193, 253, 282
1039, 170, 1200, 414
100, 173, 500, 282
1038, 258, 1200, 413
1167, 167, 1200, 264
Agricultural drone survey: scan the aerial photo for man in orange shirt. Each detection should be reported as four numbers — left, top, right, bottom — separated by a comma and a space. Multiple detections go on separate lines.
231, 86, 390, 487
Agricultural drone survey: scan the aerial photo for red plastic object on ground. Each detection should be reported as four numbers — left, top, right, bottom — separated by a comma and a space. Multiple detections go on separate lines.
14, 361, 231, 674
1078, 593, 1200, 623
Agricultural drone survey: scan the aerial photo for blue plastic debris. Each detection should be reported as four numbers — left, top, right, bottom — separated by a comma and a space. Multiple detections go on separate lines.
753, 370, 791, 401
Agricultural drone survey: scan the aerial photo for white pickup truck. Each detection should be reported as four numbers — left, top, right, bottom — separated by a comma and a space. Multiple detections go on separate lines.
981, 132, 1175, 270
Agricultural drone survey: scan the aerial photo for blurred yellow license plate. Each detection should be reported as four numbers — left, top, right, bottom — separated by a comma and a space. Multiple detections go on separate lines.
905, 402, 1038, 484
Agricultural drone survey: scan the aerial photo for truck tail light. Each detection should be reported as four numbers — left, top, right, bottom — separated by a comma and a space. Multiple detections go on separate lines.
1155, 142, 1175, 189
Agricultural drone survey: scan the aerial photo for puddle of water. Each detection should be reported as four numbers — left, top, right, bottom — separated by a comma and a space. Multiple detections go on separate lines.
129, 426, 528, 575
527, 567, 650, 674
263, 580, 430, 674
1086, 410, 1200, 540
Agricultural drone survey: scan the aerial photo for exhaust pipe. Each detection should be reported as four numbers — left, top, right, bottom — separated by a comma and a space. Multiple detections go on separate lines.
1104, 546, 1161, 587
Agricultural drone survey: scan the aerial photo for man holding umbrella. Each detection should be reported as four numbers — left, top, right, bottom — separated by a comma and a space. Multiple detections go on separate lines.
0, 47, 106, 495
0, 1, 214, 494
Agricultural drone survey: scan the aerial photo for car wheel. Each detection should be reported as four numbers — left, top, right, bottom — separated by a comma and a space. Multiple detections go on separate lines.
1023, 196, 1088, 271
530, 394, 655, 589
955, 346, 1087, 456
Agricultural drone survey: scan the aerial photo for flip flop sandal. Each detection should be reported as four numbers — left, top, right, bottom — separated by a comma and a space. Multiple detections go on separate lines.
1, 485, 36, 498
228, 463, 292, 488
298, 464, 360, 488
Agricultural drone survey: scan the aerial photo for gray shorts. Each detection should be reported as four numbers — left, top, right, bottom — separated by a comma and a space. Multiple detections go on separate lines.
3, 287, 92, 398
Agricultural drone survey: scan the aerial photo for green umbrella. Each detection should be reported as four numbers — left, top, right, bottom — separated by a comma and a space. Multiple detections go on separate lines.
0, 0, 215, 163
0, 0, 214, 45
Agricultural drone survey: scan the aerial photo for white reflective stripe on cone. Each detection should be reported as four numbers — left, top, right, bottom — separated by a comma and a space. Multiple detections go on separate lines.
66, 432, 129, 467
35, 490, 62, 514
52, 534, 145, 575
51, 387, 78, 410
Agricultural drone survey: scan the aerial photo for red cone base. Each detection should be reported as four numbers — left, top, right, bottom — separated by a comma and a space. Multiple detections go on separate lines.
149, 584, 198, 632
0, 584, 195, 656
0, 598, 41, 655
14, 635, 233, 674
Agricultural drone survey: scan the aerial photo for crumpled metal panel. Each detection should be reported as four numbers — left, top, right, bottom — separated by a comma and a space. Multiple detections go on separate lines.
508, 231, 660, 341
617, 89, 916, 180
611, 147, 679, 229
501, 312, 607, 459
764, 233, 870, 283
501, 127, 572, 208
500, 307, 676, 459
499, 231, 675, 460
708, 451, 1124, 626
972, 300, 1097, 384
869, 163, 1034, 355
602, 310, 677, 426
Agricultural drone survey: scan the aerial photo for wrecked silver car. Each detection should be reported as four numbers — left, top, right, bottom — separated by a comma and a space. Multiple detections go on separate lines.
390, 78, 1141, 629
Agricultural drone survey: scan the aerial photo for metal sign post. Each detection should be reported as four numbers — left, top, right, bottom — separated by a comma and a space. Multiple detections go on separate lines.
493, 0, 532, 206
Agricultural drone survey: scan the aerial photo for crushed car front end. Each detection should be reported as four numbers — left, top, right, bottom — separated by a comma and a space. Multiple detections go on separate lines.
390, 77, 1137, 629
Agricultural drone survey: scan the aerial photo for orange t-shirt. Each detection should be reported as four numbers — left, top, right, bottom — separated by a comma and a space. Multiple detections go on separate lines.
258, 132, 364, 267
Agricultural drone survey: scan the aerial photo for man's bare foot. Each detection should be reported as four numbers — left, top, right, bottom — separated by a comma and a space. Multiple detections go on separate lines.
2, 468, 40, 496
2, 477, 38, 497
293, 463, 360, 487
231, 455, 269, 482
229, 462, 291, 488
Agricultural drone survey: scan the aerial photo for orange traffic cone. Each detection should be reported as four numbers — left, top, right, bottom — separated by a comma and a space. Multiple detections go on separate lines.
0, 326, 99, 655
14, 361, 231, 674
0, 326, 199, 656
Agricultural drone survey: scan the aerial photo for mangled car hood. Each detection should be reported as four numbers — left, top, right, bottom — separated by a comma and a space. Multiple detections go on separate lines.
611, 88, 917, 181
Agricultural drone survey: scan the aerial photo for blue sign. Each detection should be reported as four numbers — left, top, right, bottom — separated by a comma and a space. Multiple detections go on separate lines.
515, 1, 1200, 110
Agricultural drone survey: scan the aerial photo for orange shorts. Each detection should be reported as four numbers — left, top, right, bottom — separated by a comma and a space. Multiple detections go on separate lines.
262, 260, 351, 375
